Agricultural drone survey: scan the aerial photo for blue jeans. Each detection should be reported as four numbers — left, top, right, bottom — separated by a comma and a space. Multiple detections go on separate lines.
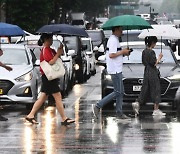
96, 72, 124, 115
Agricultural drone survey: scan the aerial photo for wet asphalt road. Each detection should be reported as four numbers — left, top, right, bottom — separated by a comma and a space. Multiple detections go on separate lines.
0, 66, 180, 154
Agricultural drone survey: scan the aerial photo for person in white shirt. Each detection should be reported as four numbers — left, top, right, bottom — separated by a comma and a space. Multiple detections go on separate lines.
92, 26, 131, 119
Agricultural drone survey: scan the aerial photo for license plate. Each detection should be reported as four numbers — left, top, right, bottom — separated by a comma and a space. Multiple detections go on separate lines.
133, 85, 142, 91
0, 89, 3, 94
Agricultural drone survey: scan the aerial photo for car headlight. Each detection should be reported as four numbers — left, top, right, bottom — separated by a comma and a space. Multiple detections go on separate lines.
15, 72, 33, 82
105, 74, 112, 81
167, 74, 180, 80
74, 64, 80, 70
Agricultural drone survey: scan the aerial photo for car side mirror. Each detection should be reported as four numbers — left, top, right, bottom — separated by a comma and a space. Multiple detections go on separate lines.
67, 49, 75, 56
98, 45, 105, 53
93, 46, 99, 51
34, 60, 40, 66
96, 55, 106, 68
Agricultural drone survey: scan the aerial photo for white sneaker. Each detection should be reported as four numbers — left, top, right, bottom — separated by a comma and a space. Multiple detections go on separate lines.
152, 109, 166, 116
132, 101, 140, 116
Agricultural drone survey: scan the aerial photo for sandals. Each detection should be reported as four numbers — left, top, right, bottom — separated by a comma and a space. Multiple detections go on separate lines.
25, 117, 39, 124
61, 118, 75, 125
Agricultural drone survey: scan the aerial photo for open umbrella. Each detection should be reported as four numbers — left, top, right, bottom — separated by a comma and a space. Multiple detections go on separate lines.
0, 22, 25, 36
138, 25, 180, 39
138, 25, 180, 52
101, 15, 152, 30
36, 24, 88, 37
102, 15, 152, 46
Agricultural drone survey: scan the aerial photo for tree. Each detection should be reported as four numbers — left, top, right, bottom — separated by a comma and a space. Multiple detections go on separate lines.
5, 0, 53, 33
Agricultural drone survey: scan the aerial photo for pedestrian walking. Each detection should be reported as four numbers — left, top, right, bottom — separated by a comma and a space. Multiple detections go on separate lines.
132, 36, 166, 116
25, 33, 75, 125
92, 26, 131, 119
0, 48, 13, 121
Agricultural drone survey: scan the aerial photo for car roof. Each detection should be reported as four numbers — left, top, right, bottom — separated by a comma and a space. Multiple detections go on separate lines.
81, 37, 91, 41
17, 35, 63, 42
120, 41, 165, 47
1, 44, 26, 49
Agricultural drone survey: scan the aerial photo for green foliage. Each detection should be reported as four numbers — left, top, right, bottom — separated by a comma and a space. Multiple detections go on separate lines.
6, 0, 53, 33
3, 0, 110, 32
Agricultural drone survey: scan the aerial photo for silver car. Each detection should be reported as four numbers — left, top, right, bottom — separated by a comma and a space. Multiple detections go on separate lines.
0, 44, 41, 109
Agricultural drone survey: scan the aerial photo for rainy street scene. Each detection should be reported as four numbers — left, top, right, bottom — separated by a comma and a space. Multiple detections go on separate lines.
1, 0, 180, 153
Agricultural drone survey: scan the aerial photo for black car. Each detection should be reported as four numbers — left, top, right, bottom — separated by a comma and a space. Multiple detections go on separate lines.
100, 42, 180, 110
64, 36, 87, 83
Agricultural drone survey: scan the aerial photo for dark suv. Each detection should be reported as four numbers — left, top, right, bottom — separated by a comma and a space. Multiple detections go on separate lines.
64, 36, 87, 83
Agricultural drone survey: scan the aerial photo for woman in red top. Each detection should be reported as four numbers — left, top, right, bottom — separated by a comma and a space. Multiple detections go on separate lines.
25, 33, 75, 125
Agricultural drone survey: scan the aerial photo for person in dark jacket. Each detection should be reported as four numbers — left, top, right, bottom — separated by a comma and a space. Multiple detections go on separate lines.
132, 36, 166, 116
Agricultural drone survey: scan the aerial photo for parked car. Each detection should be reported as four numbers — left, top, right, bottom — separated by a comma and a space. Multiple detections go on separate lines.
64, 36, 87, 83
0, 44, 41, 109
99, 41, 180, 109
81, 37, 96, 76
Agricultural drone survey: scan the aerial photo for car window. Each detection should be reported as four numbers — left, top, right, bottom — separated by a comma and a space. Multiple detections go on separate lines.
82, 40, 91, 51
123, 47, 175, 64
0, 48, 29, 65
64, 36, 78, 54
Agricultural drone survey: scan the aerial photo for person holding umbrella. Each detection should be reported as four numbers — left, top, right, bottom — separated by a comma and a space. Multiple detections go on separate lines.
0, 48, 13, 121
92, 26, 132, 119
132, 36, 166, 116
25, 33, 75, 125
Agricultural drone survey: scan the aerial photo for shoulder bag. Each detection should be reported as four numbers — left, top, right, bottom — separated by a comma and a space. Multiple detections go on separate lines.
40, 48, 65, 80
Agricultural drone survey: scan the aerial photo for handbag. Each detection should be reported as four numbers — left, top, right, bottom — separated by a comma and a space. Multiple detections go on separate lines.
40, 48, 65, 80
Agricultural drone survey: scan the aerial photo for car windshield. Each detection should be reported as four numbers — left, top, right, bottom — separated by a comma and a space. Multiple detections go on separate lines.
123, 46, 176, 64
82, 40, 91, 51
64, 36, 78, 54
0, 48, 29, 65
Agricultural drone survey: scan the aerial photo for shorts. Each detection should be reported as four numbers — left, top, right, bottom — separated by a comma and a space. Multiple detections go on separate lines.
41, 74, 60, 95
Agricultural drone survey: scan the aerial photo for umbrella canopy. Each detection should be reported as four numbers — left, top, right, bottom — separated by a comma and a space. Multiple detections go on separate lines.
0, 22, 25, 36
36, 24, 88, 37
101, 15, 152, 30
138, 25, 180, 39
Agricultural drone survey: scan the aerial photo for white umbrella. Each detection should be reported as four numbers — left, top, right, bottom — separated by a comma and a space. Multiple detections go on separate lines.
138, 25, 180, 39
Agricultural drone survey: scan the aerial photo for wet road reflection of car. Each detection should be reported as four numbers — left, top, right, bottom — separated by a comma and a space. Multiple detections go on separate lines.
99, 41, 180, 109
0, 44, 41, 109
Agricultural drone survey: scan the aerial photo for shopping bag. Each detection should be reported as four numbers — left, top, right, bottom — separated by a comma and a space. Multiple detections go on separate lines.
40, 58, 65, 80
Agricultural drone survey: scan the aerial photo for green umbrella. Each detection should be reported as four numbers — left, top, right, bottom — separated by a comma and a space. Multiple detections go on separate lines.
101, 15, 152, 30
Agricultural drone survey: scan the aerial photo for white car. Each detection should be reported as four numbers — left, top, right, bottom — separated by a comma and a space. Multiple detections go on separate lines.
81, 37, 96, 76
0, 44, 41, 109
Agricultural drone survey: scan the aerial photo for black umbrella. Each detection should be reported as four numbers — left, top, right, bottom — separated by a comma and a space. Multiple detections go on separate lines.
36, 24, 88, 37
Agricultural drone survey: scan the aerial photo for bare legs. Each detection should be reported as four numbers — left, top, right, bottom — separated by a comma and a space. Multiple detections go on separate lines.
26, 92, 74, 123
27, 92, 47, 119
154, 103, 159, 110
52, 92, 67, 121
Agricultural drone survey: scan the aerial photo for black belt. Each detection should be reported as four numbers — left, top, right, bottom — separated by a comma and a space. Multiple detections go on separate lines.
106, 47, 122, 51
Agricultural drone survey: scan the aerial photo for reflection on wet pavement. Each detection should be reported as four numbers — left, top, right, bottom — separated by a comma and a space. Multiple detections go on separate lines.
0, 66, 180, 153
